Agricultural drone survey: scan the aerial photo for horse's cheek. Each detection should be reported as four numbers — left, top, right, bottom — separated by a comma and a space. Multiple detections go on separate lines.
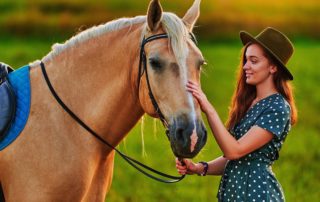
138, 85, 157, 117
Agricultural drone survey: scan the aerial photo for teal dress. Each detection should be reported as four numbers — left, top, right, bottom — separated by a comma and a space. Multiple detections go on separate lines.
217, 93, 291, 202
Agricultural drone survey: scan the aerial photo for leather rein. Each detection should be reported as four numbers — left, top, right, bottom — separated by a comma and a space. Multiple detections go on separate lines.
40, 33, 197, 183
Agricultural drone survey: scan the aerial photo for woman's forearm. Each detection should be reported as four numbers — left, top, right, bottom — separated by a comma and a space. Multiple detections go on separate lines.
206, 156, 228, 175
205, 106, 242, 160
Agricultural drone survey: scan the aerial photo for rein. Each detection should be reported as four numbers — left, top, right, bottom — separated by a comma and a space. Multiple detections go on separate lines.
39, 33, 197, 183
40, 61, 184, 183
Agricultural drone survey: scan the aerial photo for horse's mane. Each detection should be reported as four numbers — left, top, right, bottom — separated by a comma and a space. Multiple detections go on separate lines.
42, 12, 190, 67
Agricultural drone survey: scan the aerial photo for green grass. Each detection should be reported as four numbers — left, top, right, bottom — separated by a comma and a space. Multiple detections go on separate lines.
0, 36, 319, 201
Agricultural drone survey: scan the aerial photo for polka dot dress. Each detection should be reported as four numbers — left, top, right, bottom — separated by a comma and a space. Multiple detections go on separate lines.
217, 93, 291, 202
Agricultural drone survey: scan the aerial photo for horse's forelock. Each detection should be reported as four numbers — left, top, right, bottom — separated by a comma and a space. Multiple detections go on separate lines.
161, 12, 190, 68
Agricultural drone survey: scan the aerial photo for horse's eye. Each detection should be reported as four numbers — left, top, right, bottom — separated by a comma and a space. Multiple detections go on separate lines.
149, 58, 162, 70
198, 59, 207, 70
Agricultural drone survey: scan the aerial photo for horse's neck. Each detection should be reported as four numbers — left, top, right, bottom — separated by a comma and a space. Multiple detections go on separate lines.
43, 24, 144, 146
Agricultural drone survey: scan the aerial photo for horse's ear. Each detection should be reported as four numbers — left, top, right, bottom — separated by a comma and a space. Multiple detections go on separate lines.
147, 0, 163, 32
182, 0, 201, 32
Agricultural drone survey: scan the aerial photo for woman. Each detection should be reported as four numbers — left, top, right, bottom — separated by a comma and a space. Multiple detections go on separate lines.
176, 27, 297, 201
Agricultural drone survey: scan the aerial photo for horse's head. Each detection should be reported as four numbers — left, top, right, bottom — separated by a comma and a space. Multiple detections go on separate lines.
138, 0, 207, 158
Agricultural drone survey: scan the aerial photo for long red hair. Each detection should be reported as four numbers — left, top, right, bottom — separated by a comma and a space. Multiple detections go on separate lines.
226, 43, 298, 130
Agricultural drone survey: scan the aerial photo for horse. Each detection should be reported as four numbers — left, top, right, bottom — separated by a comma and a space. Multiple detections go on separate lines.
0, 0, 207, 201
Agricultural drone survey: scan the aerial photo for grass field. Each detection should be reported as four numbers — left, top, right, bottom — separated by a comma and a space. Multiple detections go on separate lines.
0, 34, 319, 201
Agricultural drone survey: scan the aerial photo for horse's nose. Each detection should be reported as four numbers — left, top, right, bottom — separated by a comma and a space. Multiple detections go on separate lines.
168, 114, 207, 158
174, 121, 194, 147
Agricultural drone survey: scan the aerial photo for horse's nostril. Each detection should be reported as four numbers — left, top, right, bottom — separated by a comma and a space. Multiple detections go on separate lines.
175, 128, 184, 139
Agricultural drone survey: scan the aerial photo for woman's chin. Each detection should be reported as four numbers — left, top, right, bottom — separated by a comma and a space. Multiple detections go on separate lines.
246, 78, 254, 85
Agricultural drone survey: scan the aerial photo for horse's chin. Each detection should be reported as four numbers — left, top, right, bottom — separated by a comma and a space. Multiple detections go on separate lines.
170, 140, 204, 159
172, 150, 200, 159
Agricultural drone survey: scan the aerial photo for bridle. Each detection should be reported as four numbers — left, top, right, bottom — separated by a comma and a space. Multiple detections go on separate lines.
137, 32, 198, 131
40, 32, 197, 183
138, 33, 170, 130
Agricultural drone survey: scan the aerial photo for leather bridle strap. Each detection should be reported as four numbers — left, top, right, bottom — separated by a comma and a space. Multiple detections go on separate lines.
40, 61, 185, 183
137, 33, 198, 129
138, 33, 169, 128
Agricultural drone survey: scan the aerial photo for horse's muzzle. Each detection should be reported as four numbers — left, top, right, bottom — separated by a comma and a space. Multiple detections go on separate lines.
167, 115, 207, 158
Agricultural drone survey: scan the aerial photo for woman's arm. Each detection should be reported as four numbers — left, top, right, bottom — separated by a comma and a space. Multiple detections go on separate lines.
207, 156, 228, 175
176, 156, 228, 176
186, 81, 273, 160
205, 108, 273, 159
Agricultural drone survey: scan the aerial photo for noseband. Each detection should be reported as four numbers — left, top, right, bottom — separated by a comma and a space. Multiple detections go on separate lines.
40, 32, 198, 184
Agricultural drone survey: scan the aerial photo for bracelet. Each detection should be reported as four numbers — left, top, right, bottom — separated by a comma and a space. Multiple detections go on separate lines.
197, 161, 208, 176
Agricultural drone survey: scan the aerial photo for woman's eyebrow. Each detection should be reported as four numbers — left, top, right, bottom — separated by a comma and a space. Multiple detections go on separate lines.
246, 55, 259, 60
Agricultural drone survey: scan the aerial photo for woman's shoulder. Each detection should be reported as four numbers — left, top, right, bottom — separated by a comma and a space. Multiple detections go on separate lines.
268, 93, 291, 112
257, 93, 291, 125
253, 93, 291, 138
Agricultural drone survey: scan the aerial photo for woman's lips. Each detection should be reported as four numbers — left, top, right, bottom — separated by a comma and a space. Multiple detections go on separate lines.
246, 72, 253, 78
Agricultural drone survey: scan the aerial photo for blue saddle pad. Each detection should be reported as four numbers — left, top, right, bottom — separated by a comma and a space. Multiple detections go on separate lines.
0, 65, 31, 151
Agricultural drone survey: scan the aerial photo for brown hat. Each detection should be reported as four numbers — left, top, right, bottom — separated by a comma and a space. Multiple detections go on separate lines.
240, 27, 294, 80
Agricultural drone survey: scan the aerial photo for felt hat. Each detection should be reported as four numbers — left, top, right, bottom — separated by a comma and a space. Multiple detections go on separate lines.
240, 27, 294, 80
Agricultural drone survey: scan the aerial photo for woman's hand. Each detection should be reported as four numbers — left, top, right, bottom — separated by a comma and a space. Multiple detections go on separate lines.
175, 158, 202, 175
186, 81, 213, 114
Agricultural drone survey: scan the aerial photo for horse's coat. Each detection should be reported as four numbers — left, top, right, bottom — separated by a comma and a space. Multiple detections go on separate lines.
0, 1, 206, 201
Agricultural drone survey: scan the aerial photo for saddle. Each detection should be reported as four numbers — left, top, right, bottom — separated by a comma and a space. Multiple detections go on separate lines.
0, 62, 16, 141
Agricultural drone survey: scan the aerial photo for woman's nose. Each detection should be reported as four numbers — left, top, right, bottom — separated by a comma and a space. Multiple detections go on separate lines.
243, 62, 249, 70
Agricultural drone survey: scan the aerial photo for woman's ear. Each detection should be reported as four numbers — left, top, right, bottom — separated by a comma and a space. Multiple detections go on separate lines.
270, 65, 278, 74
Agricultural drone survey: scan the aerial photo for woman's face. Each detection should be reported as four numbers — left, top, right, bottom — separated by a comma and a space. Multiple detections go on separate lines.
243, 43, 277, 85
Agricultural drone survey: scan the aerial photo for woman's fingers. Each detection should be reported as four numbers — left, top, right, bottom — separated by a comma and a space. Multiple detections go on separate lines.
186, 85, 200, 94
176, 158, 190, 175
187, 80, 197, 86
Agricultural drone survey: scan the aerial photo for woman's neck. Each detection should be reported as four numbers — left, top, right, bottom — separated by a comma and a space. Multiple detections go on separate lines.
255, 77, 278, 100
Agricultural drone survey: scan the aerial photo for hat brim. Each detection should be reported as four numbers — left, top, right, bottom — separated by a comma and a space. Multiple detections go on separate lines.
240, 31, 293, 80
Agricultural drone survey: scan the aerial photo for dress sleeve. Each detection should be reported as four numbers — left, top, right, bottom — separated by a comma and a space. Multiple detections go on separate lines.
254, 102, 291, 139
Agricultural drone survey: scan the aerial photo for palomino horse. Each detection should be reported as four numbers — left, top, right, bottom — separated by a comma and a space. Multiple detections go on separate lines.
0, 0, 207, 201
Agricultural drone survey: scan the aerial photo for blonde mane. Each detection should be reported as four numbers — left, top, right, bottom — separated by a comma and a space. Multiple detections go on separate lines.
42, 12, 190, 66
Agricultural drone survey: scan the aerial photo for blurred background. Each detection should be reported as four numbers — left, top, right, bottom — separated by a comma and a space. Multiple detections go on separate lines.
0, 0, 319, 201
